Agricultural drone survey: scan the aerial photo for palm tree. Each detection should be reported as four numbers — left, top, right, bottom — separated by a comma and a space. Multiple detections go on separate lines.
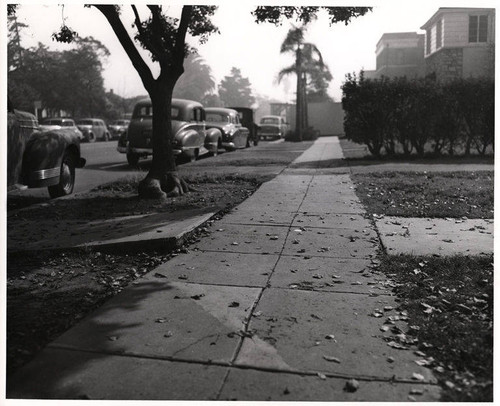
278, 25, 331, 141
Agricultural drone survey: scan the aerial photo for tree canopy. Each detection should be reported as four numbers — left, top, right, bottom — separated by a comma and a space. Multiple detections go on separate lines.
218, 67, 255, 107
173, 54, 215, 101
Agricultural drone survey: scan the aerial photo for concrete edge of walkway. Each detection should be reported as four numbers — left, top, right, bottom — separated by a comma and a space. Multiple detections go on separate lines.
7, 212, 216, 256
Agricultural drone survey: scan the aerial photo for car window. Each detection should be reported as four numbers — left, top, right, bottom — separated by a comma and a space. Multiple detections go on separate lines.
206, 113, 229, 123
261, 117, 279, 124
62, 121, 74, 127
77, 119, 93, 125
135, 105, 153, 118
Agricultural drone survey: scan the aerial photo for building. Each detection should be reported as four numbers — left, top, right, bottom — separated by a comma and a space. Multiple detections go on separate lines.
421, 7, 495, 80
370, 32, 425, 79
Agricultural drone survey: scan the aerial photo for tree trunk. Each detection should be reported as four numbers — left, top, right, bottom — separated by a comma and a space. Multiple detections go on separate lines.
138, 77, 191, 199
295, 48, 303, 142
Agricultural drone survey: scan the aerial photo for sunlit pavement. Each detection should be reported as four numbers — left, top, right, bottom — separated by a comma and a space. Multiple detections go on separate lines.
8, 137, 443, 401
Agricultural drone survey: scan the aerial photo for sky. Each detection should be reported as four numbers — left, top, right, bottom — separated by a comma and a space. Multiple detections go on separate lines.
6, 0, 497, 108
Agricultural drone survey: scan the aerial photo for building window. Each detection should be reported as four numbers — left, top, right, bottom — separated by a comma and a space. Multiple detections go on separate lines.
426, 28, 431, 54
436, 19, 442, 49
469, 15, 488, 43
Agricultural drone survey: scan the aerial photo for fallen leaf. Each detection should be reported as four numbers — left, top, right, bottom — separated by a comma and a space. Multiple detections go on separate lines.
155, 318, 167, 323
317, 373, 327, 380
229, 301, 240, 308
344, 379, 360, 392
323, 355, 341, 363
412, 373, 425, 381
325, 334, 335, 340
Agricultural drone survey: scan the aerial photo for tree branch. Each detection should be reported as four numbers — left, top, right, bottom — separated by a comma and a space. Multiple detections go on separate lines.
92, 5, 154, 91
172, 5, 192, 69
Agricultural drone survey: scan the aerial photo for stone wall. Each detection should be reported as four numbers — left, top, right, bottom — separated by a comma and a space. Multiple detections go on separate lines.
425, 48, 463, 81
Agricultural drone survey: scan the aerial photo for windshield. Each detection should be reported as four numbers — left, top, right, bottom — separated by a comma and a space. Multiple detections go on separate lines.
62, 120, 74, 127
206, 113, 229, 123
260, 117, 280, 124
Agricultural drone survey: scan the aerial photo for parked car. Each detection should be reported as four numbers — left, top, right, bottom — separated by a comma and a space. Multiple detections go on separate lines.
76, 118, 111, 142
7, 100, 86, 198
258, 115, 289, 140
121, 98, 221, 166
39, 117, 84, 141
108, 119, 130, 140
205, 107, 249, 151
230, 107, 259, 146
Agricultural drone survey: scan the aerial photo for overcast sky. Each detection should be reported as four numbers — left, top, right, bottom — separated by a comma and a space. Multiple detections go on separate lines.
7, 0, 497, 106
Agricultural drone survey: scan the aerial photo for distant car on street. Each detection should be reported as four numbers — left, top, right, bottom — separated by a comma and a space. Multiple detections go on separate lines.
39, 117, 85, 142
121, 98, 221, 165
205, 107, 249, 151
258, 115, 289, 140
108, 119, 130, 140
229, 107, 259, 146
76, 118, 111, 142
8, 100, 86, 198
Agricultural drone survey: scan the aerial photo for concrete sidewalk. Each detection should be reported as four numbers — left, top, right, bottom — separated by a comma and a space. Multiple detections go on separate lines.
8, 137, 442, 401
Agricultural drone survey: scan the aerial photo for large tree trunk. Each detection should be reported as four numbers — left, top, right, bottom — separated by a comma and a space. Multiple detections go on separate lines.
138, 77, 191, 199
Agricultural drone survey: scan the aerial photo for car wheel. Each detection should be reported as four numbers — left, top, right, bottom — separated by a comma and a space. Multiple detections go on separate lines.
127, 152, 139, 166
253, 137, 259, 146
87, 132, 96, 143
104, 132, 110, 141
48, 152, 75, 198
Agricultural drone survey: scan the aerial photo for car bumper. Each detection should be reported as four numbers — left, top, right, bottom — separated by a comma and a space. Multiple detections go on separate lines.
126, 146, 186, 156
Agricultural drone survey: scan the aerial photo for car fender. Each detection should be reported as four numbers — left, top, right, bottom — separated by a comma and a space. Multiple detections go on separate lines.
22, 129, 82, 188
204, 127, 222, 151
175, 126, 205, 150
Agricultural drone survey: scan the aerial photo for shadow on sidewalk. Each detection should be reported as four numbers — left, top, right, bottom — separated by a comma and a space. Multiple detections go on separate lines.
7, 280, 173, 399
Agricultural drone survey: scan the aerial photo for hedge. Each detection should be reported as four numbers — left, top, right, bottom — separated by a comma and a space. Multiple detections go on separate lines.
341, 73, 494, 157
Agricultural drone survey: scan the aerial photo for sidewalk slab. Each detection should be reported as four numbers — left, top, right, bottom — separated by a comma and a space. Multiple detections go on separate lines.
292, 212, 372, 230
220, 368, 440, 401
8, 347, 228, 400
48, 280, 261, 364
145, 251, 279, 287
235, 288, 435, 383
192, 223, 289, 254
377, 216, 494, 256
281, 225, 379, 259
269, 256, 392, 295
8, 209, 215, 253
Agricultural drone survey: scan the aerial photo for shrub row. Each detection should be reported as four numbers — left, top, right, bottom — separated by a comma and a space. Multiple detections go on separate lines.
341, 73, 494, 157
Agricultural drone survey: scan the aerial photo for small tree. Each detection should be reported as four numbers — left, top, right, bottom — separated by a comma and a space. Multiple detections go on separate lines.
218, 67, 255, 107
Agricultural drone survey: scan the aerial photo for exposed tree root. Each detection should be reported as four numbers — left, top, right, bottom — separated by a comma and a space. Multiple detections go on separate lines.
138, 172, 199, 199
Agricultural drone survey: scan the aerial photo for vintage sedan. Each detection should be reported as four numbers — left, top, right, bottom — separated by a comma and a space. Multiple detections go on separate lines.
205, 107, 249, 151
122, 98, 221, 166
39, 117, 84, 141
8, 101, 86, 198
108, 119, 130, 140
230, 107, 259, 146
258, 115, 289, 140
76, 118, 111, 142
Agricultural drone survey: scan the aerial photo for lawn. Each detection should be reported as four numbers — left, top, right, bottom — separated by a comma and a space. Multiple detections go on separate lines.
348, 166, 494, 401
377, 254, 493, 401
352, 171, 493, 219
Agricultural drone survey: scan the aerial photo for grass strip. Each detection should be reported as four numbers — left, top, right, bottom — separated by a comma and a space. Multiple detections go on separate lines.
352, 171, 493, 218
378, 254, 493, 401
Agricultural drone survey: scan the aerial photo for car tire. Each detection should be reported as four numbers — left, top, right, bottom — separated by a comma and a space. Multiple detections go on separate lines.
104, 132, 110, 141
253, 137, 259, 146
127, 152, 139, 166
87, 133, 96, 143
48, 152, 75, 198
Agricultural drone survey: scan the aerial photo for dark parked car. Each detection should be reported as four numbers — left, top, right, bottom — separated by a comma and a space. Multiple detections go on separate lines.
108, 119, 130, 140
258, 115, 289, 140
205, 107, 249, 151
230, 107, 259, 146
39, 117, 84, 141
121, 98, 221, 165
7, 100, 86, 198
76, 118, 111, 142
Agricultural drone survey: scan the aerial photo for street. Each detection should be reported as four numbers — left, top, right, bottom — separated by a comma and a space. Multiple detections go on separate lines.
7, 138, 286, 203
